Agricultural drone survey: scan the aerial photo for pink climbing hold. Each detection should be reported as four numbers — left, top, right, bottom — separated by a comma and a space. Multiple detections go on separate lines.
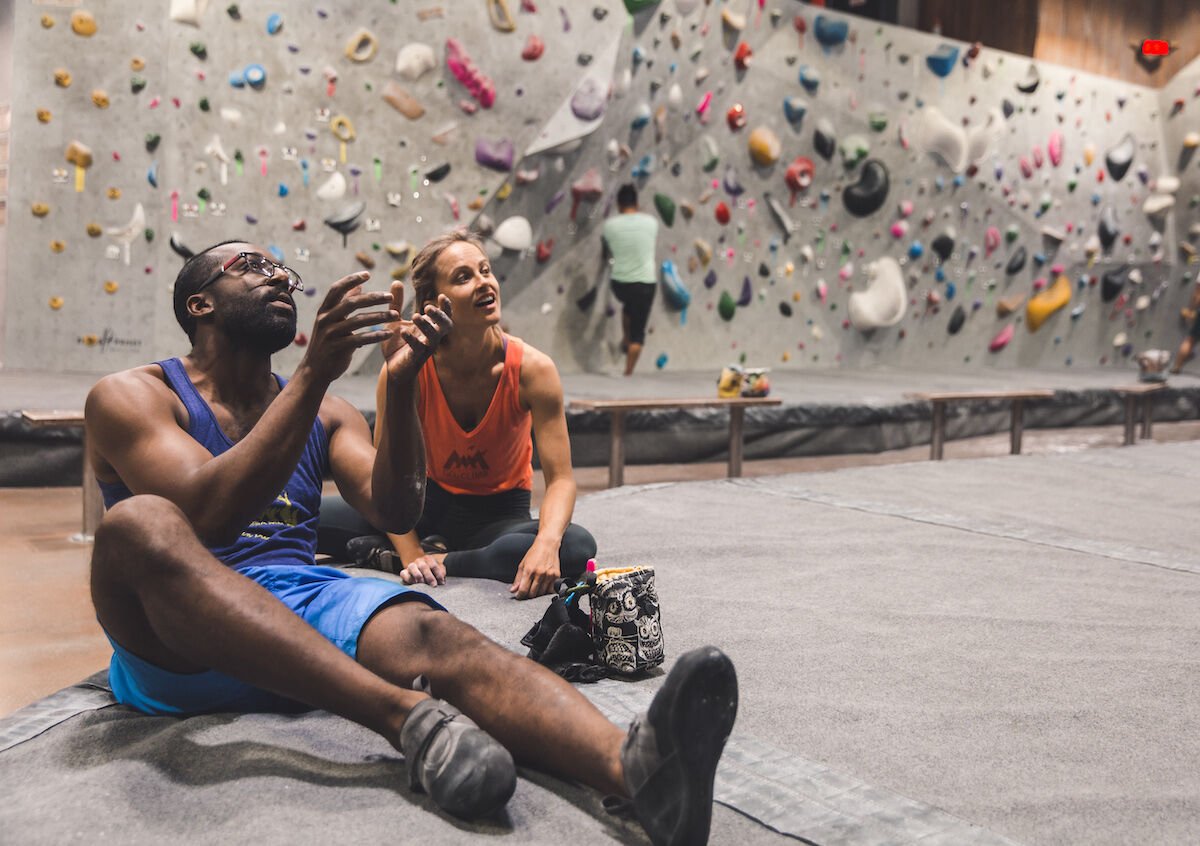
1032, 146, 1044, 168
817, 279, 828, 304
522, 34, 544, 61
1033, 277, 1047, 291
1019, 156, 1033, 179
989, 324, 1014, 352
890, 221, 908, 238
445, 38, 496, 109
696, 91, 713, 120
984, 226, 1000, 257
1048, 131, 1063, 166
899, 200, 913, 218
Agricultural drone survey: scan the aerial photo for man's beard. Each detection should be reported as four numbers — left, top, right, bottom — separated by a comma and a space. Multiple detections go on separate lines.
220, 293, 297, 354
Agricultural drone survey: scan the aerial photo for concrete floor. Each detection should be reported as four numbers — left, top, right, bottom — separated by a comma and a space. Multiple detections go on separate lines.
4, 418, 1200, 718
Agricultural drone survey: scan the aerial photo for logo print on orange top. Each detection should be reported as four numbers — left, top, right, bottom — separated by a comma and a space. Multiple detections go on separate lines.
444, 449, 489, 472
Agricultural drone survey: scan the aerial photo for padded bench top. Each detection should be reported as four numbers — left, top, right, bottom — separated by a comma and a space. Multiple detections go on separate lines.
1112, 383, 1167, 395
905, 390, 1057, 402
569, 397, 783, 411
19, 410, 86, 428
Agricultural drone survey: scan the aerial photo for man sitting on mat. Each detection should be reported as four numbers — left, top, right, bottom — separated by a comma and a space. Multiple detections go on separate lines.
83, 239, 738, 844
322, 230, 595, 598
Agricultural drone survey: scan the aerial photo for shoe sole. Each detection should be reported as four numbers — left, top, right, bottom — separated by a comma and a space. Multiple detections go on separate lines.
644, 646, 739, 846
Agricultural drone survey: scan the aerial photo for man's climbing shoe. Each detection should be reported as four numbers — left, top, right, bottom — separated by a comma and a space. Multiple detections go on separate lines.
345, 535, 399, 574
619, 646, 738, 846
399, 697, 517, 819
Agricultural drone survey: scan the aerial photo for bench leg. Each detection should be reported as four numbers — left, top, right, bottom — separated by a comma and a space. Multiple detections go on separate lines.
608, 410, 626, 488
930, 401, 946, 460
1009, 400, 1025, 455
74, 433, 104, 544
728, 406, 745, 478
1140, 396, 1154, 440
1122, 396, 1136, 446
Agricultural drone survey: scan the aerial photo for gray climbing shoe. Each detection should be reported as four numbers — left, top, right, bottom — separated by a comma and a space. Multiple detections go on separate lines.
399, 697, 516, 819
619, 646, 739, 846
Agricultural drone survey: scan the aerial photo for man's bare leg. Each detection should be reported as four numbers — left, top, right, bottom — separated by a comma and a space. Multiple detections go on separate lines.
625, 341, 643, 376
1172, 336, 1193, 374
358, 606, 627, 796
90, 495, 422, 740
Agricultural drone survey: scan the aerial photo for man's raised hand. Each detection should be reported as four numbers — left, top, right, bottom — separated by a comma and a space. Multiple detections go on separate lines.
300, 271, 399, 384
384, 282, 453, 382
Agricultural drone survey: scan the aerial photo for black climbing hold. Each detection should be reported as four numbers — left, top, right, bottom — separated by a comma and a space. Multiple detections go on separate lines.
737, 276, 753, 306
932, 232, 955, 262
576, 285, 599, 312
1005, 246, 1027, 275
779, 301, 793, 317
169, 233, 195, 260
425, 162, 451, 182
1100, 266, 1128, 302
947, 304, 966, 334
1098, 206, 1119, 250
842, 159, 890, 218
758, 262, 770, 278
813, 125, 836, 161
704, 269, 718, 289
1002, 99, 1015, 119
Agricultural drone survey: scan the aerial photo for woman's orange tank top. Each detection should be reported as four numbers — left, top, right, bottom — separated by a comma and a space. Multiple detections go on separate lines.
417, 335, 533, 496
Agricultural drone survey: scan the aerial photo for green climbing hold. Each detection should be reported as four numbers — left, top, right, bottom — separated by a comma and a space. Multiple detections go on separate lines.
868, 112, 888, 132
718, 291, 737, 321
144, 228, 154, 242
198, 97, 210, 111
623, 0, 660, 12
654, 193, 676, 227
131, 76, 147, 94
144, 133, 161, 152
190, 42, 207, 60
701, 136, 719, 173
197, 187, 211, 201
1005, 224, 1019, 243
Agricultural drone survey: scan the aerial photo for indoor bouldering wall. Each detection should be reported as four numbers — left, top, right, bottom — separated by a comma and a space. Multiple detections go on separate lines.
3, 1, 1199, 376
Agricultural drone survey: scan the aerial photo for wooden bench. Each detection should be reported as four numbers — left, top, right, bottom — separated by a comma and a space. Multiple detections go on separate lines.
1113, 383, 1166, 445
20, 410, 102, 543
568, 397, 782, 487
905, 390, 1056, 460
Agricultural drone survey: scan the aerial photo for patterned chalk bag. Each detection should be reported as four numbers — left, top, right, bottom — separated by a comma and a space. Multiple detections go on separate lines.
588, 566, 665, 675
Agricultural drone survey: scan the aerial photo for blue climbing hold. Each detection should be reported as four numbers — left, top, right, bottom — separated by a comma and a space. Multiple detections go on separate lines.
813, 15, 848, 49
926, 44, 960, 78
798, 66, 820, 94
268, 245, 285, 262
909, 241, 924, 259
266, 13, 283, 35
945, 281, 956, 300
660, 259, 691, 312
147, 161, 158, 188
631, 154, 654, 179
783, 96, 808, 125
655, 352, 668, 369
244, 64, 267, 88
229, 68, 246, 88
935, 267, 946, 282
278, 183, 289, 197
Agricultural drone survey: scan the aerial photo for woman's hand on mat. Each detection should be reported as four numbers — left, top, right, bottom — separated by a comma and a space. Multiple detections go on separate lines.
302, 271, 400, 385
399, 553, 447, 587
509, 542, 561, 600
383, 283, 454, 383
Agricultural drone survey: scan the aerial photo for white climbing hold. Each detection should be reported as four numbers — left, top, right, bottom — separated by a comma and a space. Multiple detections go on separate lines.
848, 257, 906, 331
395, 43, 437, 81
494, 216, 533, 251
917, 106, 967, 173
316, 171, 347, 201
1143, 194, 1175, 217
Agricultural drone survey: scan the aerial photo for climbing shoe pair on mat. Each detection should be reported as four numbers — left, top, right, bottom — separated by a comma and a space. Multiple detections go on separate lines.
400, 646, 739, 845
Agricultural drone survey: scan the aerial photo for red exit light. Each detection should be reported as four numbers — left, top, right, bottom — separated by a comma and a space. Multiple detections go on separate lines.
1142, 39, 1170, 56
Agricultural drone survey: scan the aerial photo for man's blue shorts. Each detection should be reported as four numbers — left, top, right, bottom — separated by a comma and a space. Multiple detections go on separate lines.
105, 564, 445, 717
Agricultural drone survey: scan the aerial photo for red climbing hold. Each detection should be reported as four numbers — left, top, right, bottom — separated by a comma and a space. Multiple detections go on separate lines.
715, 201, 731, 225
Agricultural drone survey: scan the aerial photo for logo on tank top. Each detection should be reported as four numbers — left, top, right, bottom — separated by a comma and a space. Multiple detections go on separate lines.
444, 448, 489, 475
243, 490, 302, 540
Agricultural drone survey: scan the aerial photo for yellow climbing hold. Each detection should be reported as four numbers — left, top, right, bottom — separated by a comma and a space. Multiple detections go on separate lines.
70, 10, 98, 37
104, 280, 120, 294
106, 187, 122, 200
50, 240, 66, 253
1025, 274, 1070, 332
36, 109, 51, 123
31, 203, 50, 217
65, 141, 93, 168
91, 89, 110, 109
41, 15, 55, 28
1083, 142, 1095, 166
81, 334, 99, 346
330, 115, 356, 141
131, 56, 146, 71
496, 182, 513, 201
49, 296, 65, 310
748, 126, 782, 166
86, 222, 102, 237
54, 69, 72, 88
344, 28, 378, 62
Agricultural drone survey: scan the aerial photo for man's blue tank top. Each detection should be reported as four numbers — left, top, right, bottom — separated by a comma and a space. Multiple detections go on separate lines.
98, 358, 330, 570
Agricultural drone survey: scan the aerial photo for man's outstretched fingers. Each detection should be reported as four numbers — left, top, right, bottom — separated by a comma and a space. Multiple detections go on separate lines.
319, 270, 372, 312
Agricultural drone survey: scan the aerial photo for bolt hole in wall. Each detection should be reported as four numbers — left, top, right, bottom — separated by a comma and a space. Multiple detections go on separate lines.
1, 0, 1199, 376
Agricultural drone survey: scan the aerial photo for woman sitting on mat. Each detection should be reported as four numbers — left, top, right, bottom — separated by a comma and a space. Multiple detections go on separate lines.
341, 230, 596, 599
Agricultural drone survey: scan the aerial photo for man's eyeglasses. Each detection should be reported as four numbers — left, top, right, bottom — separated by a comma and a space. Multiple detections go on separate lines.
196, 252, 304, 295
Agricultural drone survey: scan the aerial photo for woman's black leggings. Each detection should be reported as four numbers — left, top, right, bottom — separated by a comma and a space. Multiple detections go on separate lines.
316, 481, 597, 583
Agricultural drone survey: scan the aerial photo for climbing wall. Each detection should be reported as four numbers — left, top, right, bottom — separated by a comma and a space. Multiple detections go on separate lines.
4, 1, 1199, 376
